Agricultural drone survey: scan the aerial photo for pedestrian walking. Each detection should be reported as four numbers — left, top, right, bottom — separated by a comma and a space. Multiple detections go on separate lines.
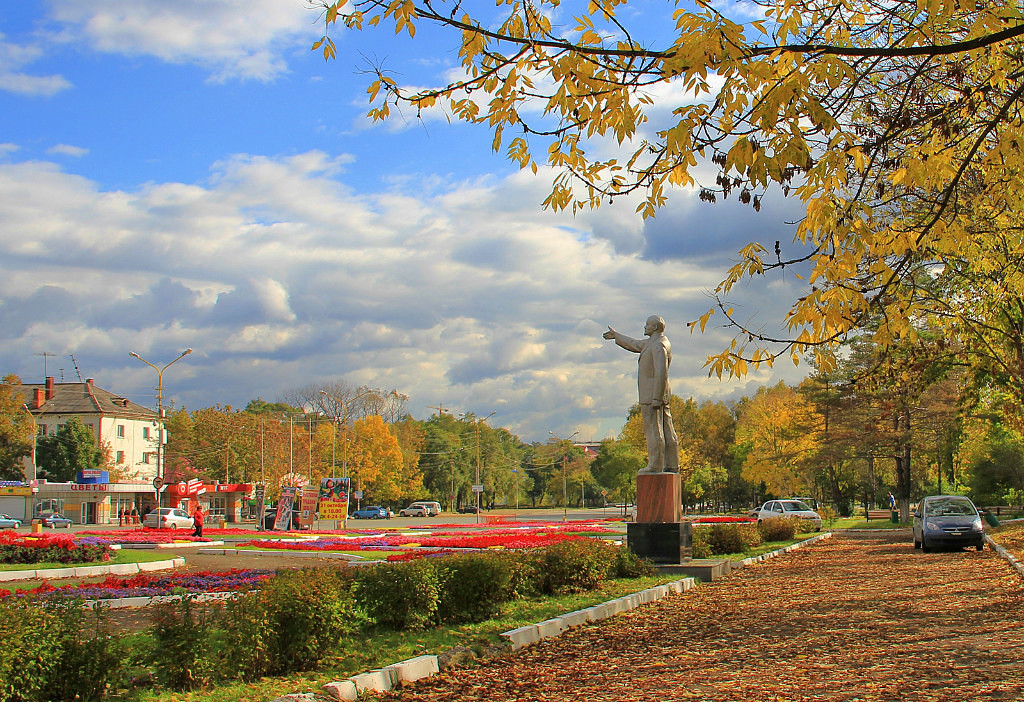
130, 505, 139, 525
888, 492, 896, 511
192, 505, 204, 538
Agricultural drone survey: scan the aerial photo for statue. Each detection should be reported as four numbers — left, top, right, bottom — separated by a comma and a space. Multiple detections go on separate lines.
603, 315, 679, 474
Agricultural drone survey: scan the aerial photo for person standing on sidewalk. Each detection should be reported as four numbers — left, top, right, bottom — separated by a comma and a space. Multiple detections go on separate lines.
191, 505, 204, 537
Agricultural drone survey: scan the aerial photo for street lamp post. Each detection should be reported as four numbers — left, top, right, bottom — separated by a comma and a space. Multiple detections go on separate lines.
20, 404, 38, 518
129, 348, 192, 509
549, 430, 580, 522
462, 411, 496, 524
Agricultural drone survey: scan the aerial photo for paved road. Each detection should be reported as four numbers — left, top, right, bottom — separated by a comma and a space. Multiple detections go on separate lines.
388, 532, 1024, 701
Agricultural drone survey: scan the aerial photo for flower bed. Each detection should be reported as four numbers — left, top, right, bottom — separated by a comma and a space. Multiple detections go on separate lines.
688, 516, 756, 524
0, 531, 111, 565
1, 568, 274, 600
238, 526, 605, 552
76, 530, 214, 545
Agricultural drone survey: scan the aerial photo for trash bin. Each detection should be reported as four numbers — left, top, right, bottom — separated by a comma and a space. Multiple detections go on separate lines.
31, 520, 43, 534
890, 510, 899, 523
983, 510, 1000, 527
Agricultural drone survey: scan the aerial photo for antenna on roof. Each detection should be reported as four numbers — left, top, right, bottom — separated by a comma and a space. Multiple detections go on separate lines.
34, 351, 56, 380
69, 354, 84, 383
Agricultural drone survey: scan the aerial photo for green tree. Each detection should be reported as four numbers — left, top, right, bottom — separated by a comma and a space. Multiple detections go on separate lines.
590, 439, 643, 504
36, 416, 104, 482
0, 375, 34, 481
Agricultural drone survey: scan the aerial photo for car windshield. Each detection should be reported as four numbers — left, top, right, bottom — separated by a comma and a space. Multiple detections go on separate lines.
781, 501, 812, 511
927, 498, 976, 516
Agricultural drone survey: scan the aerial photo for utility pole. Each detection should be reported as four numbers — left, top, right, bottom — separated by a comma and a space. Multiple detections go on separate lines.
549, 430, 580, 521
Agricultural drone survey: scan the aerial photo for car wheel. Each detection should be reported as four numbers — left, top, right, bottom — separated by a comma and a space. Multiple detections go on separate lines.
913, 537, 920, 549
921, 536, 930, 553
170, 524, 178, 529
976, 543, 985, 552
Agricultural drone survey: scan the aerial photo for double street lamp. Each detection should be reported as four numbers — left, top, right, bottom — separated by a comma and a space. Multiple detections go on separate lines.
129, 348, 192, 506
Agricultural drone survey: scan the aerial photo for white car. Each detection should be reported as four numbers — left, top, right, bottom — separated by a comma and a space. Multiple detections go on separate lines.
143, 507, 194, 529
399, 505, 429, 517
751, 500, 822, 531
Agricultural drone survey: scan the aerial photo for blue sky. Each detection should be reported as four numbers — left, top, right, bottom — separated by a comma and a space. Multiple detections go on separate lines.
0, 0, 811, 442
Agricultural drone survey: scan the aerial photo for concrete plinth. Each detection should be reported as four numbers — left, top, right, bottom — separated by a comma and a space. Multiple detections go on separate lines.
636, 472, 681, 523
627, 521, 692, 564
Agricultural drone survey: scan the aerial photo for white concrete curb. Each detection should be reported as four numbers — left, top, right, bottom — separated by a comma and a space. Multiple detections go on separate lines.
0, 557, 185, 583
985, 535, 1024, 579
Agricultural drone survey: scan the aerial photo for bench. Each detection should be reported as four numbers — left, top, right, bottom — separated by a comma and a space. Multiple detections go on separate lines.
866, 509, 894, 520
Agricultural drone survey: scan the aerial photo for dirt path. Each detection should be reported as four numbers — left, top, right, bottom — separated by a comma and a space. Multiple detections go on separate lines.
385, 532, 1024, 701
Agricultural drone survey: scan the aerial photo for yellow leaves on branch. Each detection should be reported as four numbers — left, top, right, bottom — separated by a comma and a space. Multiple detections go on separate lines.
314, 0, 1024, 382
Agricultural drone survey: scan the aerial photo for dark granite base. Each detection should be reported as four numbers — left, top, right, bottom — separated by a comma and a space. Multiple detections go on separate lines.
627, 521, 693, 564
655, 558, 732, 581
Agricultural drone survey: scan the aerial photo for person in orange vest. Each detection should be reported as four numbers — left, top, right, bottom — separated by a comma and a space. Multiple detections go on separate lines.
192, 504, 204, 537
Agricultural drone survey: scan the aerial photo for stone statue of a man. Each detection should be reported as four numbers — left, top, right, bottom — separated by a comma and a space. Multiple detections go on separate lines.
604, 315, 679, 474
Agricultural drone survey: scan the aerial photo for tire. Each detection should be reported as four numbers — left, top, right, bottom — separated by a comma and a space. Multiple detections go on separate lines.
921, 536, 930, 553
913, 537, 920, 550
977, 543, 985, 552
170, 524, 178, 530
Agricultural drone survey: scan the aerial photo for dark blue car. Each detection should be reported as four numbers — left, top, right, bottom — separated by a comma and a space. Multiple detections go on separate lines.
913, 495, 985, 552
351, 506, 391, 519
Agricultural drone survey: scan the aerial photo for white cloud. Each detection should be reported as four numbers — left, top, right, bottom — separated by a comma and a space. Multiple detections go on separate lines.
0, 33, 71, 96
48, 0, 320, 82
0, 150, 809, 440
47, 144, 89, 157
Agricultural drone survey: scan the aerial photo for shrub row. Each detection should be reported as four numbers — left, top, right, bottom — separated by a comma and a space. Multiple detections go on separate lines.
0, 540, 653, 699
691, 518, 800, 558
356, 538, 653, 630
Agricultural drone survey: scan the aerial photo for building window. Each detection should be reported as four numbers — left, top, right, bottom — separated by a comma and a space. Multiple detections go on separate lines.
116, 451, 125, 464
117, 424, 125, 438
143, 452, 155, 464
38, 426, 46, 437
143, 426, 151, 439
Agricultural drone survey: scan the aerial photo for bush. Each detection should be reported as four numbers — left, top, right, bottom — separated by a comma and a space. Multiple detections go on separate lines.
222, 568, 361, 678
0, 598, 123, 702
355, 558, 439, 629
540, 539, 615, 594
151, 596, 220, 691
612, 546, 655, 578
691, 526, 711, 558
757, 517, 798, 542
435, 552, 516, 624
707, 524, 750, 556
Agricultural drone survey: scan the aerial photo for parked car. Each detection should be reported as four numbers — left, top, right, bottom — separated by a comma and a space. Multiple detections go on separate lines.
399, 505, 429, 517
457, 504, 481, 514
409, 501, 442, 517
142, 507, 194, 529
36, 512, 72, 529
750, 500, 822, 531
913, 495, 985, 552
351, 506, 392, 519
0, 513, 22, 529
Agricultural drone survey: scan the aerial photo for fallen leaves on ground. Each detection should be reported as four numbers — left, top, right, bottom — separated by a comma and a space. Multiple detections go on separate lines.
386, 532, 1024, 701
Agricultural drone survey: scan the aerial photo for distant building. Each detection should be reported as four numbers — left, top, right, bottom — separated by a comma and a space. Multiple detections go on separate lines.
22, 376, 160, 482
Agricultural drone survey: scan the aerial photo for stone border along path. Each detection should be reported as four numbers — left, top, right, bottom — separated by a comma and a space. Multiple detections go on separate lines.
0, 556, 186, 582
316, 533, 833, 701
986, 532, 1024, 578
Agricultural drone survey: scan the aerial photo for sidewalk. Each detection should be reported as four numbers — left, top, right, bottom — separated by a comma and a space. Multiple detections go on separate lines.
381, 532, 1024, 701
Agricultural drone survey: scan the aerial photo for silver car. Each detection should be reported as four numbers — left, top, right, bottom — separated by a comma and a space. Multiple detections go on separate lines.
913, 495, 985, 552
0, 513, 22, 529
751, 500, 822, 531
143, 507, 194, 529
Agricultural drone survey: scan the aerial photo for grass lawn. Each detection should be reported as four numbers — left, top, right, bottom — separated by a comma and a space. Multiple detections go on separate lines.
133, 573, 690, 702
231, 545, 401, 560
830, 517, 910, 530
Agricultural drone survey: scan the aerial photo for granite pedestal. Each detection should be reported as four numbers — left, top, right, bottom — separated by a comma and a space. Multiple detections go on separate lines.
628, 472, 691, 564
